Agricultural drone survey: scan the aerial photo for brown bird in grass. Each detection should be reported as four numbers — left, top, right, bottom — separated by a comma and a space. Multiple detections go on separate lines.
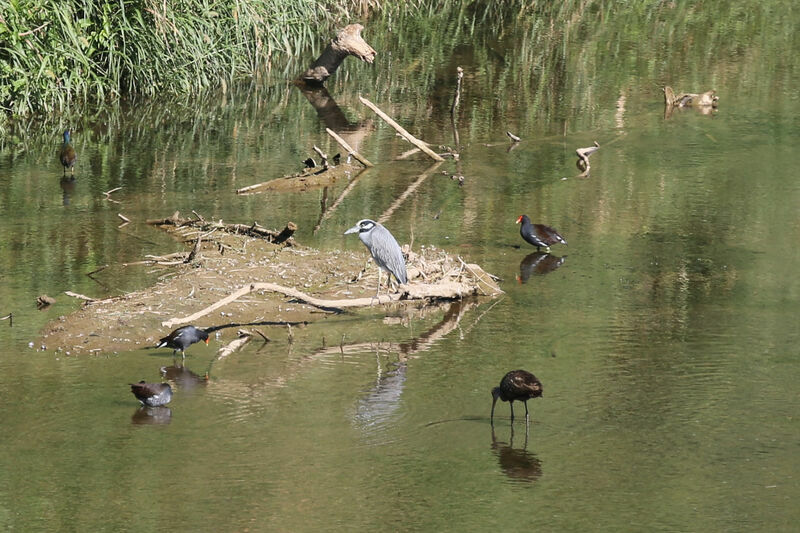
516, 215, 567, 253
491, 370, 543, 424
130, 381, 173, 407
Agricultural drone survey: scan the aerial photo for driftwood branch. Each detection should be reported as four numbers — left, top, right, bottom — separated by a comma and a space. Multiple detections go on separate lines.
576, 141, 600, 172
663, 86, 719, 108
358, 96, 445, 162
300, 24, 376, 85
326, 128, 373, 167
216, 332, 252, 360
160, 276, 497, 329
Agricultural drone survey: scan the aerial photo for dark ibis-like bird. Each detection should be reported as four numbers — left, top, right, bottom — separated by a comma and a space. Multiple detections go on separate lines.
516, 214, 566, 253
156, 325, 209, 358
344, 219, 408, 297
130, 381, 173, 407
60, 129, 77, 175
491, 370, 543, 424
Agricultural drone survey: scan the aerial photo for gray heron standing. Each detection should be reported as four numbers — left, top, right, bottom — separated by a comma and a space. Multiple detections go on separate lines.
344, 219, 408, 297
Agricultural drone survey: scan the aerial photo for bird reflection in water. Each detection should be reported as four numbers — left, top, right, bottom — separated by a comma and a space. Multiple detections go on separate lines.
517, 252, 566, 283
131, 406, 172, 425
160, 364, 209, 392
354, 360, 407, 429
59, 176, 76, 206
491, 425, 543, 484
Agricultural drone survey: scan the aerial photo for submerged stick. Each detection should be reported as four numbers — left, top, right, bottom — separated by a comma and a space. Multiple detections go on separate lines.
325, 128, 373, 167
358, 96, 445, 162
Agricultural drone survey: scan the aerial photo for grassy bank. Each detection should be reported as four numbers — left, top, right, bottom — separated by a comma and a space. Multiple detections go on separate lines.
0, 0, 363, 116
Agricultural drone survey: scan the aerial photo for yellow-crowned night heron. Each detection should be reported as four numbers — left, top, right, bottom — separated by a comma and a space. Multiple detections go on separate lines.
344, 219, 408, 296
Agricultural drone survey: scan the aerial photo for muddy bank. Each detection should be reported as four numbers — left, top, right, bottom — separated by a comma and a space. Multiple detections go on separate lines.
39, 222, 502, 355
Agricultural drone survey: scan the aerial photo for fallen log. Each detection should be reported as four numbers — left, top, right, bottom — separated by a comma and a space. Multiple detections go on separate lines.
147, 213, 296, 245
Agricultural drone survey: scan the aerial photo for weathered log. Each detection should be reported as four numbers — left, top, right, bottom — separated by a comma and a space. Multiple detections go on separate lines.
300, 24, 376, 85
148, 212, 295, 245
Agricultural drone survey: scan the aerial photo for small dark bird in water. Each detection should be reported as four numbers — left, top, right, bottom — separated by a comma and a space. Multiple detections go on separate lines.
60, 129, 77, 175
491, 370, 543, 424
156, 325, 209, 358
130, 381, 173, 407
516, 214, 567, 253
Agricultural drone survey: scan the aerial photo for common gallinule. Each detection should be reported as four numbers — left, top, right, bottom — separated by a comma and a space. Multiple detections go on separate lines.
516, 214, 567, 253
344, 219, 408, 296
130, 381, 173, 407
60, 129, 77, 176
491, 369, 543, 424
156, 325, 209, 358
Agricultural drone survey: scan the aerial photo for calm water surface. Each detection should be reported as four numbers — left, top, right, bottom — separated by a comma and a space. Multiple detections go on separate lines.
1, 3, 799, 531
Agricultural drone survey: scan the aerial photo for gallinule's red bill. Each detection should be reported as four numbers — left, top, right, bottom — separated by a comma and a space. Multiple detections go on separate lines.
491, 370, 543, 424
156, 325, 209, 358
130, 381, 173, 407
516, 214, 567, 253
60, 129, 77, 176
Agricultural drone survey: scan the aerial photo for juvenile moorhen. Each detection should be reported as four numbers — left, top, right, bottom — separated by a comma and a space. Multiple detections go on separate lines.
60, 129, 77, 175
130, 381, 173, 407
156, 325, 209, 358
516, 214, 567, 252
491, 369, 543, 424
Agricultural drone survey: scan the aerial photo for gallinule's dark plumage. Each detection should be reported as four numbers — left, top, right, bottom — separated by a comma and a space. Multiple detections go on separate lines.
516, 214, 567, 253
130, 381, 173, 407
491, 370, 543, 424
156, 325, 209, 358
60, 129, 77, 175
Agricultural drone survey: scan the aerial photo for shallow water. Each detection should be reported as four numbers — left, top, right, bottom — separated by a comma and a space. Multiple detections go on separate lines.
1, 3, 799, 531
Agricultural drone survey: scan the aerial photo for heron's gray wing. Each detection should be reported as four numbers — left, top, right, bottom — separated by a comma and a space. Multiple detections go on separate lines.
370, 225, 408, 284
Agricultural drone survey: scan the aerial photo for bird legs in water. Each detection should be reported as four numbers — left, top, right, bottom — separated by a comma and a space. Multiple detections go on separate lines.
508, 401, 531, 425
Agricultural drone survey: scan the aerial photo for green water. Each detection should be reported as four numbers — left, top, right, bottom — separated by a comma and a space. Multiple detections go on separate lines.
1, 2, 799, 531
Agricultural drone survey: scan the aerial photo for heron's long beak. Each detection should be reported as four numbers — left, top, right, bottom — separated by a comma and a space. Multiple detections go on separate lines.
491, 396, 498, 423
344, 225, 360, 235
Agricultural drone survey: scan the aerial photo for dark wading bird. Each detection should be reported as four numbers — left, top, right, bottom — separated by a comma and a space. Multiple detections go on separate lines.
60, 129, 77, 176
344, 219, 408, 297
130, 381, 173, 407
516, 214, 567, 253
491, 370, 543, 424
156, 325, 209, 359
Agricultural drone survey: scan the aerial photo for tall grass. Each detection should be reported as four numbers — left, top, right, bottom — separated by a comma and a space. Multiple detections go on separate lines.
0, 0, 351, 117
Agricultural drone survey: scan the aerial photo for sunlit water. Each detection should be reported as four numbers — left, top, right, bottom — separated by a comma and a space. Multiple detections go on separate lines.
1, 3, 799, 531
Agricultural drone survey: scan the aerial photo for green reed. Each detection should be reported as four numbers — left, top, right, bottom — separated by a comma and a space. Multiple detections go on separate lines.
0, 0, 347, 117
